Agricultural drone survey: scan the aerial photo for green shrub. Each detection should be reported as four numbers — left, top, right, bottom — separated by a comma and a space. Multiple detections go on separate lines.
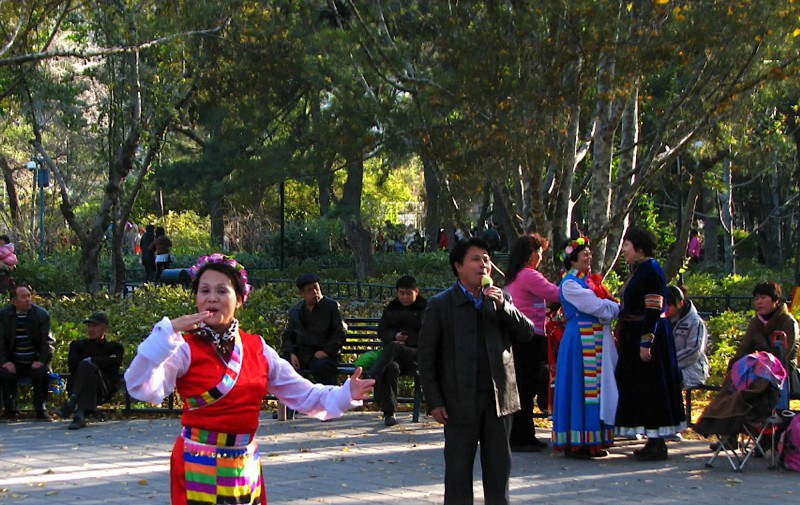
705, 309, 751, 383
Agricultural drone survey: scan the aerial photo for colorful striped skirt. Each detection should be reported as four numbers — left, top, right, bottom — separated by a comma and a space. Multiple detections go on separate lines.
171, 427, 265, 505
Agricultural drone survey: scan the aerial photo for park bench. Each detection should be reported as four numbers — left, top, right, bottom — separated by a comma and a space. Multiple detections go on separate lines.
340, 317, 423, 422
684, 383, 722, 428
278, 316, 423, 422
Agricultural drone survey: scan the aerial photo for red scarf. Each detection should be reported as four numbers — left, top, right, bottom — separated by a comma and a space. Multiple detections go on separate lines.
586, 273, 617, 302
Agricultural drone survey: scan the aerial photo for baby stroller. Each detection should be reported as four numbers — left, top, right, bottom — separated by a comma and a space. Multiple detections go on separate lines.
694, 351, 787, 472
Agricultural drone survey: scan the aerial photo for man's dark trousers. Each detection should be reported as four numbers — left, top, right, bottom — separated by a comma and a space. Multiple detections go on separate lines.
0, 363, 49, 412
371, 342, 417, 414
70, 360, 112, 412
307, 356, 338, 386
443, 389, 512, 505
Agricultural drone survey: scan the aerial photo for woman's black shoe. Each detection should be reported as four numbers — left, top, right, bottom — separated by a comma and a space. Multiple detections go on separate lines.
635, 439, 667, 461
633, 439, 655, 457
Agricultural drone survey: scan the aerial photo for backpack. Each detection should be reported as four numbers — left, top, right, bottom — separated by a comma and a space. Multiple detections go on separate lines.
779, 412, 800, 472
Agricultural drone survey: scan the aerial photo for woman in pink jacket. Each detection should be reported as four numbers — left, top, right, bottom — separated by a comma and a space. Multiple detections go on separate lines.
505, 233, 561, 451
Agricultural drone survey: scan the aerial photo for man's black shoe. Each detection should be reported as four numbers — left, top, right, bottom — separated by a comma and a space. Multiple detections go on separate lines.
1, 410, 18, 421
68, 415, 86, 430
529, 437, 549, 449
384, 414, 398, 427
35, 410, 53, 421
57, 398, 77, 419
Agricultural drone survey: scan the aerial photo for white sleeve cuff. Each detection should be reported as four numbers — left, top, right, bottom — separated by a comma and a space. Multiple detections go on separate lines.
137, 317, 184, 364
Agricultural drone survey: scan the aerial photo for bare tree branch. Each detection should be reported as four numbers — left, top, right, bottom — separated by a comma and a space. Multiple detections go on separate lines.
0, 20, 228, 67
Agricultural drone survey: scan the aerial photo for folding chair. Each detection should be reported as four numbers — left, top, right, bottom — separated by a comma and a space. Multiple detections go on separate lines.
696, 352, 787, 472
705, 411, 783, 472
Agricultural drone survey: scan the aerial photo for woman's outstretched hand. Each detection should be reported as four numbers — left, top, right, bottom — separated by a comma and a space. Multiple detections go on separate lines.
349, 367, 375, 400
171, 311, 212, 333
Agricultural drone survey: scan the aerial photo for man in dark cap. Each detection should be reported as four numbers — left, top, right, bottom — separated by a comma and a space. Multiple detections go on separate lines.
57, 312, 124, 430
281, 274, 347, 386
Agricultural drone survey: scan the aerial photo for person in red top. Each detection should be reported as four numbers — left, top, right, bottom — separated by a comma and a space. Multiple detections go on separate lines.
505, 233, 561, 451
125, 254, 374, 505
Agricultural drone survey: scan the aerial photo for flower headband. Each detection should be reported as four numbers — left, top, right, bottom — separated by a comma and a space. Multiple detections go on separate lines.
189, 253, 253, 303
558, 236, 590, 264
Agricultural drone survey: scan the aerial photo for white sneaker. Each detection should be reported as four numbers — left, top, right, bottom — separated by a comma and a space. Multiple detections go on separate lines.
663, 433, 683, 442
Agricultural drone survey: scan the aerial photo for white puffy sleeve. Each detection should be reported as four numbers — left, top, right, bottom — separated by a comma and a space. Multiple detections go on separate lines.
124, 317, 191, 404
263, 342, 361, 420
562, 279, 620, 323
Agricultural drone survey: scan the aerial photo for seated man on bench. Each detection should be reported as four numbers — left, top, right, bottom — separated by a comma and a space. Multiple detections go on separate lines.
57, 312, 124, 430
370, 275, 426, 426
281, 274, 347, 386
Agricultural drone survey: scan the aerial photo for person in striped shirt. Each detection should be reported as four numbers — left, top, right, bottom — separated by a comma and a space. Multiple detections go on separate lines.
0, 284, 55, 421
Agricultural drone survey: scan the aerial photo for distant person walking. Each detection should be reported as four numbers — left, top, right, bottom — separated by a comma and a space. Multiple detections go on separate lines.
151, 227, 173, 283
139, 224, 156, 282
687, 229, 702, 264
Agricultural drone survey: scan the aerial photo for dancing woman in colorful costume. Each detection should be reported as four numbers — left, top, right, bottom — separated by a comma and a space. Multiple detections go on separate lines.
552, 237, 620, 458
125, 254, 374, 504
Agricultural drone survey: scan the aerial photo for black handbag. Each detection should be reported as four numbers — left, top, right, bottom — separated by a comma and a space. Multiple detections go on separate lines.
791, 367, 800, 401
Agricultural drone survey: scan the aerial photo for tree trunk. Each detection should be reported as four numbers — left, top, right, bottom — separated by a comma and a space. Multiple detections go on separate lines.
664, 164, 703, 281
549, 59, 583, 253
0, 156, 20, 227
210, 196, 225, 249
588, 50, 617, 273
318, 162, 334, 217
80, 239, 104, 295
422, 151, 444, 251
787, 112, 800, 285
703, 185, 719, 265
721, 160, 735, 274
603, 91, 639, 275
756, 155, 783, 269
111, 221, 127, 293
492, 183, 521, 252
340, 155, 375, 280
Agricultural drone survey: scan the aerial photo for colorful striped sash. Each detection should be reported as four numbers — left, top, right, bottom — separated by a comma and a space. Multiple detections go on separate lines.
579, 321, 604, 406
182, 434, 262, 505
185, 330, 244, 410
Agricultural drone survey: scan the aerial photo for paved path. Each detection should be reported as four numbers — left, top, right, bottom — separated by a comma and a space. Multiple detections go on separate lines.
0, 411, 798, 504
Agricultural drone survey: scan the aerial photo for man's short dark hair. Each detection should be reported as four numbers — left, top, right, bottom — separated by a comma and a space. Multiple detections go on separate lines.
296, 273, 321, 290
623, 226, 657, 257
753, 280, 783, 302
396, 275, 418, 290
10, 283, 29, 300
449, 237, 491, 277
145, 224, 155, 233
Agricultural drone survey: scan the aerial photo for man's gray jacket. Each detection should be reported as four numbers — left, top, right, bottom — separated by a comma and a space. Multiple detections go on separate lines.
417, 283, 534, 424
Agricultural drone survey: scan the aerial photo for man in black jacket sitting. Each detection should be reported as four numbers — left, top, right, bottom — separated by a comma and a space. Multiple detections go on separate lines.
281, 274, 347, 386
57, 312, 124, 430
0, 284, 55, 421
370, 275, 426, 426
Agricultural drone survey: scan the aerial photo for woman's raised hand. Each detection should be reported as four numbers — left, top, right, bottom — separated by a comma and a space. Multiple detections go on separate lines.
349, 367, 375, 401
171, 311, 212, 333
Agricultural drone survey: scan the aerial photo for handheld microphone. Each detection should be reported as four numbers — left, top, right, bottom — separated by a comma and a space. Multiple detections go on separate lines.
481, 275, 496, 314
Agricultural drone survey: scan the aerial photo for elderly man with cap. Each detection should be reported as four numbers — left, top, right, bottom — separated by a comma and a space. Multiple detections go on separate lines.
281, 274, 347, 387
57, 312, 124, 429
